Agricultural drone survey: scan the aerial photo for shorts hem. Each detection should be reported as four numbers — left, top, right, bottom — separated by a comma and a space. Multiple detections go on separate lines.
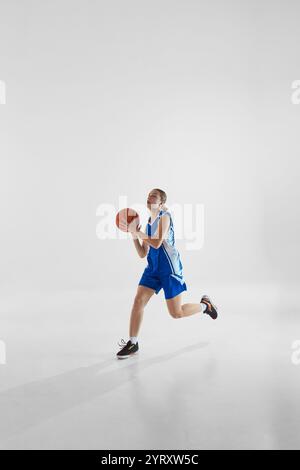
138, 282, 160, 295
164, 284, 187, 300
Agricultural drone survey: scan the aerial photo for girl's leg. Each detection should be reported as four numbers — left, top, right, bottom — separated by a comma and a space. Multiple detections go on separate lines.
166, 293, 204, 319
129, 285, 155, 337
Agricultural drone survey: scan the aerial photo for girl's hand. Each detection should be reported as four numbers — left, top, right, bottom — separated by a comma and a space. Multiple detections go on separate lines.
127, 218, 140, 233
136, 222, 141, 231
131, 223, 142, 240
118, 217, 129, 232
131, 224, 142, 239
118, 216, 141, 235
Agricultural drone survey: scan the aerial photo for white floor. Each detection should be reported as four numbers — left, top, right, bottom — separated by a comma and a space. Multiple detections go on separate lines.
0, 283, 299, 450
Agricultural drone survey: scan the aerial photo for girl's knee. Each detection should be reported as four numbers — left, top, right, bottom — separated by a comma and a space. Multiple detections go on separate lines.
134, 295, 148, 308
169, 309, 182, 319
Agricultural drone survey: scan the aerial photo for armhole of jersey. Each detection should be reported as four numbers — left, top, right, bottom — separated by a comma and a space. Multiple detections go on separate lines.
160, 212, 172, 237
161, 211, 172, 225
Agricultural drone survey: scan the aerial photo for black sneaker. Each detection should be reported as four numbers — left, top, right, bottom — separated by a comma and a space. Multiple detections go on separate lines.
116, 339, 139, 359
201, 295, 218, 320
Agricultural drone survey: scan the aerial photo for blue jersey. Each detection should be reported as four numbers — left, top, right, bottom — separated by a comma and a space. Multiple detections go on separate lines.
145, 210, 185, 284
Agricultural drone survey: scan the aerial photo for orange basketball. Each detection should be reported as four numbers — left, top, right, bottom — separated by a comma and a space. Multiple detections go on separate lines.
116, 208, 140, 232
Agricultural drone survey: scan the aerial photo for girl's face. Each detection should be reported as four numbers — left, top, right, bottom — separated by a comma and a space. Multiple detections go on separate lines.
147, 190, 162, 211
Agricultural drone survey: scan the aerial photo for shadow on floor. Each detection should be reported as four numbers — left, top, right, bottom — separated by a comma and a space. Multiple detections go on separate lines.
0, 341, 209, 442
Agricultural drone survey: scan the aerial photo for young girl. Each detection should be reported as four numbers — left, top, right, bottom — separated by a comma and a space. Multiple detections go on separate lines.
117, 188, 218, 359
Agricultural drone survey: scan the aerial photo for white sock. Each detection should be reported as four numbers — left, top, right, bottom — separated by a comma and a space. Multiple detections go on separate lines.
200, 302, 207, 313
130, 336, 138, 344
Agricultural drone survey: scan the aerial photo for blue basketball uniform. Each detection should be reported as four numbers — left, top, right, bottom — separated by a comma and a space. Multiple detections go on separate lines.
138, 210, 187, 299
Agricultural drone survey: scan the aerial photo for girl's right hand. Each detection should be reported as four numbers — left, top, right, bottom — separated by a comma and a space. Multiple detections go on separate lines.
131, 223, 141, 238
128, 220, 141, 236
126, 217, 140, 233
118, 216, 141, 236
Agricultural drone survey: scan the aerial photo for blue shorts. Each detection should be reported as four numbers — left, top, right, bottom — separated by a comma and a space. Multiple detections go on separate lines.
138, 269, 187, 300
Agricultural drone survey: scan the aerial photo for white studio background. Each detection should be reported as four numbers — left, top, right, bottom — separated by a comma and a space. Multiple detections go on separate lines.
0, 0, 300, 450
0, 0, 299, 292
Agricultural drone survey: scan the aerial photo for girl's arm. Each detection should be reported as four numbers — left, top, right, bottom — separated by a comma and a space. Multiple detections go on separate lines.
134, 215, 170, 249
124, 220, 149, 258
119, 220, 149, 258
131, 235, 149, 258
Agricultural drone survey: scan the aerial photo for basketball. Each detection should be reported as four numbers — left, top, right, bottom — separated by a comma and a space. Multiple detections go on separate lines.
116, 208, 140, 232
